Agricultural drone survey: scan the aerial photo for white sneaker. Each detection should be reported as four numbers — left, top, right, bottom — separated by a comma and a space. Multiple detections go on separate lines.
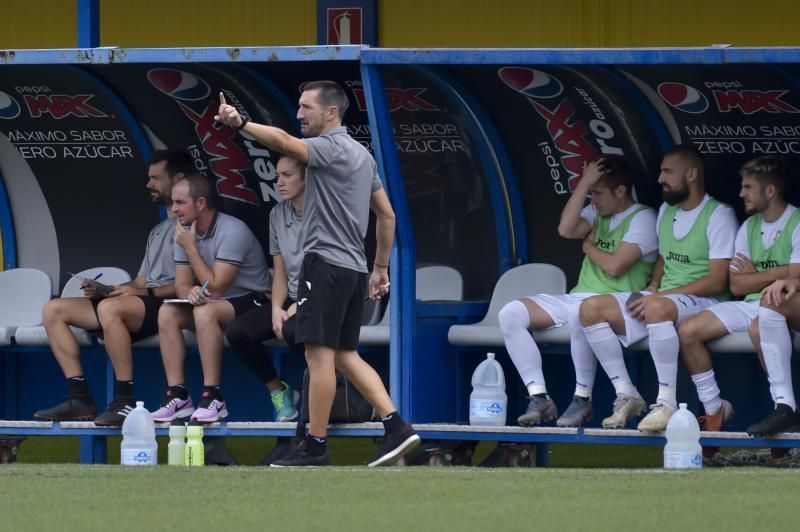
602, 394, 646, 428
637, 402, 676, 432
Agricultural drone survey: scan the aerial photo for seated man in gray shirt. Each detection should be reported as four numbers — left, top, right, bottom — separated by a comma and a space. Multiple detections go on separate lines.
152, 173, 271, 423
34, 149, 192, 426
225, 155, 305, 422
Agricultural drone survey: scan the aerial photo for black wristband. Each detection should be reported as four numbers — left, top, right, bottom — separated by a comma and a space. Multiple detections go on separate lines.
235, 116, 250, 131
147, 287, 154, 297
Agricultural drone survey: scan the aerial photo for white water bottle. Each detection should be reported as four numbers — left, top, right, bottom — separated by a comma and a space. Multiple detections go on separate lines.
168, 420, 186, 466
469, 352, 507, 426
120, 401, 157, 466
663, 403, 702, 469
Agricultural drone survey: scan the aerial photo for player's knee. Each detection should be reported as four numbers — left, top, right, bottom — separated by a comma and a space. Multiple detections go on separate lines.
225, 319, 250, 347
157, 304, 180, 329
677, 319, 702, 345
579, 297, 605, 327
42, 299, 65, 324
498, 300, 529, 334
645, 299, 674, 323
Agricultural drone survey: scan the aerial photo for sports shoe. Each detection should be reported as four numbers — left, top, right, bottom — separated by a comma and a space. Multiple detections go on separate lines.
368, 424, 421, 467
637, 401, 676, 432
517, 395, 558, 427
270, 439, 330, 467
94, 397, 135, 426
191, 392, 228, 423
34, 394, 96, 421
556, 396, 593, 427
601, 394, 646, 428
698, 399, 734, 458
151, 391, 194, 422
271, 381, 298, 422
746, 403, 800, 436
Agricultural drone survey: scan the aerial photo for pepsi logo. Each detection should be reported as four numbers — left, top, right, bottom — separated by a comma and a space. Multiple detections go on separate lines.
0, 90, 21, 119
147, 69, 211, 101
498, 67, 563, 99
657, 82, 709, 114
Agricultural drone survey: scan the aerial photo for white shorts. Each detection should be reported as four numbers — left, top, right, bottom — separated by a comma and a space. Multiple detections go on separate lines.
706, 300, 760, 334
526, 293, 594, 329
610, 292, 719, 347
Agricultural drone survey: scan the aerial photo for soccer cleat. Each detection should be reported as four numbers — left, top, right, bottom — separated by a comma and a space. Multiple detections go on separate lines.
556, 395, 594, 427
368, 424, 421, 467
698, 399, 734, 459
517, 395, 558, 427
637, 401, 676, 432
191, 392, 228, 423
271, 381, 298, 422
270, 439, 330, 467
151, 392, 194, 422
94, 397, 135, 426
601, 394, 646, 428
34, 394, 96, 421
746, 403, 800, 436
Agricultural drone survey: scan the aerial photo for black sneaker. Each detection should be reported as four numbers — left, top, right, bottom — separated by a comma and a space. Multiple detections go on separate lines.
34, 394, 96, 421
746, 404, 800, 436
270, 440, 330, 467
94, 397, 135, 426
368, 424, 421, 467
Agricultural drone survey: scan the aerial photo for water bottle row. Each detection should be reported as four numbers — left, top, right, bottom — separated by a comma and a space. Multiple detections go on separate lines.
120, 401, 204, 466
469, 353, 702, 469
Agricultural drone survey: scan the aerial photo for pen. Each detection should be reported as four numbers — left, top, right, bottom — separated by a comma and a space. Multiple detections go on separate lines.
196, 281, 209, 302
93, 273, 103, 280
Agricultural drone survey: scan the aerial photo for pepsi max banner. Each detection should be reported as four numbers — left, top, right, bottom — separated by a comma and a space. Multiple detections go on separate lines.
0, 65, 154, 290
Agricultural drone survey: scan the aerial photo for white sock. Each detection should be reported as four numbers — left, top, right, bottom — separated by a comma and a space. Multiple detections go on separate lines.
691, 369, 722, 415
583, 322, 637, 397
498, 300, 547, 396
759, 307, 797, 411
568, 304, 595, 398
647, 321, 679, 408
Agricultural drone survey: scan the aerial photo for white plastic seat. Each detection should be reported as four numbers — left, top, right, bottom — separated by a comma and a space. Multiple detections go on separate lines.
359, 265, 465, 346
0, 268, 53, 346
14, 267, 131, 346
448, 263, 567, 346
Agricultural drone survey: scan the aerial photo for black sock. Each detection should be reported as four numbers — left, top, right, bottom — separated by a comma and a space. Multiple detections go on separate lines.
533, 393, 549, 400
381, 411, 406, 434
203, 385, 223, 401
306, 434, 327, 456
168, 385, 189, 400
115, 380, 134, 398
67, 376, 90, 396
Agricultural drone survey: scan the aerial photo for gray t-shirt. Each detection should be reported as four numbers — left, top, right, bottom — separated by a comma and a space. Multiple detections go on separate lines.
138, 216, 177, 288
269, 200, 304, 301
174, 212, 270, 299
301, 126, 383, 273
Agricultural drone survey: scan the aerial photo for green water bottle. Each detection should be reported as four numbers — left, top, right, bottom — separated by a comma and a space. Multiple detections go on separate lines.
168, 420, 186, 466
184, 420, 204, 466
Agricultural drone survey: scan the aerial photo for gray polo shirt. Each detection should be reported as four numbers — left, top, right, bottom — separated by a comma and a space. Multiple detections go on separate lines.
138, 216, 177, 288
174, 212, 270, 299
301, 126, 383, 273
269, 200, 303, 301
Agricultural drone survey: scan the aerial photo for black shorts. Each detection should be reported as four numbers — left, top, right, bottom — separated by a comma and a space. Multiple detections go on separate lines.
90, 295, 164, 343
225, 292, 268, 318
296, 253, 366, 350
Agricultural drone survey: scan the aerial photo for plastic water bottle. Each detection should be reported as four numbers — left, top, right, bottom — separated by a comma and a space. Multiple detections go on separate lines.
469, 352, 507, 426
120, 401, 157, 466
663, 403, 702, 469
184, 420, 204, 466
168, 420, 186, 466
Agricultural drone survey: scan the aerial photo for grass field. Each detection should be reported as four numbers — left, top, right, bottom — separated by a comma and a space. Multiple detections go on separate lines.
1, 464, 798, 532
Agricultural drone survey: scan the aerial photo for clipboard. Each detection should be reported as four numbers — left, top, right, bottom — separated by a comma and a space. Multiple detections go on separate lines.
67, 272, 115, 296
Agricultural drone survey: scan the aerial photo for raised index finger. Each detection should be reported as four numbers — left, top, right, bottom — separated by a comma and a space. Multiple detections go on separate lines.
219, 91, 227, 106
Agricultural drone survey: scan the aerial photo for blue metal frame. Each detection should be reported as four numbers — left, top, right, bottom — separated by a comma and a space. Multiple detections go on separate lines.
76, 0, 100, 48
0, 166, 17, 270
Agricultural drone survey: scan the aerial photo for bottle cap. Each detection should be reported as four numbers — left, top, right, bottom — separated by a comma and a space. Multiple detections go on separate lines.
136, 401, 145, 408
487, 352, 495, 359
679, 403, 688, 409
188, 420, 202, 426
170, 419, 186, 427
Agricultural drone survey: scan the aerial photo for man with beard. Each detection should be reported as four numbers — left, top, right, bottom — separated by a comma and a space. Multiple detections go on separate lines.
679, 156, 799, 451
34, 149, 192, 426
578, 144, 739, 432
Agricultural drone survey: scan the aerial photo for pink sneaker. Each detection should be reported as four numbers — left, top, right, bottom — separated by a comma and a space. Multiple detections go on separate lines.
191, 391, 228, 423
151, 390, 194, 422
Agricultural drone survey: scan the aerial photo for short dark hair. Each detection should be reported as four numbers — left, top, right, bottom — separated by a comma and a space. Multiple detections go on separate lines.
740, 156, 787, 197
147, 149, 194, 178
664, 144, 704, 174
301, 80, 349, 119
176, 172, 220, 210
595, 156, 633, 197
